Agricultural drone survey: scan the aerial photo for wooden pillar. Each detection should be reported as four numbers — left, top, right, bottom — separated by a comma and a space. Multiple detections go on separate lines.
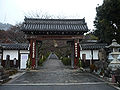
18, 50, 20, 69
30, 39, 36, 68
0, 48, 3, 67
71, 41, 74, 68
35, 41, 38, 69
91, 49, 93, 64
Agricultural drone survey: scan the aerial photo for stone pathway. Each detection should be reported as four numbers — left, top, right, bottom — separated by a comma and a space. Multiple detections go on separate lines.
6, 59, 103, 84
47, 53, 59, 60
2, 59, 119, 90
41, 59, 64, 70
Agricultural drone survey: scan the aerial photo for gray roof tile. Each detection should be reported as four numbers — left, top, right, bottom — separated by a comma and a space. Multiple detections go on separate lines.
21, 18, 88, 33
80, 43, 107, 50
0, 43, 29, 50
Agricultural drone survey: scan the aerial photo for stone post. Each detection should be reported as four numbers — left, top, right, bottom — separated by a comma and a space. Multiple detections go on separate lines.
5, 55, 10, 69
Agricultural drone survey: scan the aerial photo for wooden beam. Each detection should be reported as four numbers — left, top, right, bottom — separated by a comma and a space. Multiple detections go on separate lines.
27, 35, 84, 40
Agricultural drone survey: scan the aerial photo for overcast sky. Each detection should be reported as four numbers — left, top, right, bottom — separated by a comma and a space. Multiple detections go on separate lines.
0, 0, 103, 30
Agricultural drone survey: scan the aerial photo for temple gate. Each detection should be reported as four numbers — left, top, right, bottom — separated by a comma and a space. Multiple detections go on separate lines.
21, 18, 88, 68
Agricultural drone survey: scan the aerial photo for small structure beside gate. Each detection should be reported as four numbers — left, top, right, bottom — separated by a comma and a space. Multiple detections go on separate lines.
0, 43, 29, 69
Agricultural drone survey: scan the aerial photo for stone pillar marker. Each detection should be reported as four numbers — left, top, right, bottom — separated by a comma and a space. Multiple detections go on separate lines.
5, 55, 10, 69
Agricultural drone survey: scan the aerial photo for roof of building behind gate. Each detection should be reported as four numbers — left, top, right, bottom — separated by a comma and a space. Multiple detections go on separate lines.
21, 18, 89, 33
80, 43, 107, 50
0, 43, 29, 50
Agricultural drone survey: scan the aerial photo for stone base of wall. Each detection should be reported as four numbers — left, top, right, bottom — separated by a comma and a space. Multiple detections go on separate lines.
81, 59, 98, 67
2, 60, 19, 68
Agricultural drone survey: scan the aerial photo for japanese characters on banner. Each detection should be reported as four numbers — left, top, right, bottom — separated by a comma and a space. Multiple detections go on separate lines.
75, 42, 78, 58
32, 42, 35, 58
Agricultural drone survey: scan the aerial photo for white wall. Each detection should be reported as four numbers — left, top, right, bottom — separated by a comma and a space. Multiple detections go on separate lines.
80, 50, 91, 60
93, 50, 99, 59
80, 50, 99, 60
3, 50, 18, 60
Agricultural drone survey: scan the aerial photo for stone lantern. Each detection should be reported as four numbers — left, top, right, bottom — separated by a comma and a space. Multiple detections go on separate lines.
107, 39, 120, 71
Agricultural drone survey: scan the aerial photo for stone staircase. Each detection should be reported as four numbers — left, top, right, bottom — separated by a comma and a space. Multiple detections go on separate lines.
0, 66, 10, 84
47, 53, 59, 60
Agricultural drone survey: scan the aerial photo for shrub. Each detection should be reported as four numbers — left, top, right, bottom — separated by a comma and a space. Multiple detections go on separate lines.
38, 58, 44, 66
90, 64, 96, 72
26, 58, 32, 69
38, 54, 48, 66
77, 58, 82, 68
61, 57, 71, 66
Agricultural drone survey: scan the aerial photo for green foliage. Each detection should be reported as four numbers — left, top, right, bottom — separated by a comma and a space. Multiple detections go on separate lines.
77, 58, 82, 68
85, 33, 98, 40
46, 52, 50, 58
90, 64, 96, 72
38, 52, 50, 66
61, 57, 71, 66
38, 58, 44, 66
26, 57, 32, 69
94, 0, 120, 44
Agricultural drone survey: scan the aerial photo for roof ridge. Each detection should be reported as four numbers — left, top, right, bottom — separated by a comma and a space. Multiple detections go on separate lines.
25, 17, 85, 21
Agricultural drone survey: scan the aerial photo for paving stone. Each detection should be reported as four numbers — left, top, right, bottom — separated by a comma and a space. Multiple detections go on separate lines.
7, 59, 104, 84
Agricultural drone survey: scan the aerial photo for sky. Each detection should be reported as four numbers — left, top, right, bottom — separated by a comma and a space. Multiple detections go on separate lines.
0, 0, 103, 30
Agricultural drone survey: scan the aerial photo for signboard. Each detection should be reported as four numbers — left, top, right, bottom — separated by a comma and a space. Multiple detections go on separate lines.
75, 42, 78, 58
32, 42, 35, 58
20, 54, 28, 69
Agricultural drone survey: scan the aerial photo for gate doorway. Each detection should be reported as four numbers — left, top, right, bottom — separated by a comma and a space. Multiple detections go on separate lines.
21, 18, 88, 68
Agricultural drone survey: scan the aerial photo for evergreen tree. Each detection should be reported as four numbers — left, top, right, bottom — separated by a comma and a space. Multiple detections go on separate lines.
94, 0, 120, 44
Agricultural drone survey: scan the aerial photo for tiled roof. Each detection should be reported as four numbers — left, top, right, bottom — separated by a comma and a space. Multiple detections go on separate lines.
80, 43, 107, 50
21, 18, 88, 32
0, 43, 29, 50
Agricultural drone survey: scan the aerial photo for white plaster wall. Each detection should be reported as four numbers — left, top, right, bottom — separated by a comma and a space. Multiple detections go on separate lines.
3, 50, 18, 60
80, 50, 99, 60
93, 50, 99, 59
20, 50, 29, 54
80, 50, 92, 60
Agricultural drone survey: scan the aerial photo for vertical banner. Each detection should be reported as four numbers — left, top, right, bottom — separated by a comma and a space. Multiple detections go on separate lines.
30, 39, 36, 68
32, 42, 35, 58
32, 40, 36, 67
75, 42, 78, 58
74, 42, 77, 67
74, 41, 80, 68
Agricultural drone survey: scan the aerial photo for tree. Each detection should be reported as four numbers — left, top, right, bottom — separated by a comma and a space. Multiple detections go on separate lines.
25, 11, 66, 19
6, 25, 28, 43
94, 0, 120, 44
0, 24, 27, 43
